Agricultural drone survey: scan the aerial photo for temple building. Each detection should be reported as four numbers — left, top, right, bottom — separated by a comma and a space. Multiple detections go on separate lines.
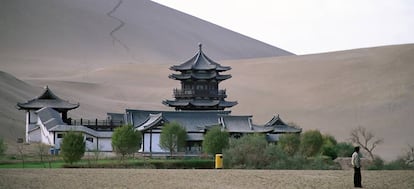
17, 86, 115, 151
163, 44, 237, 110
17, 44, 301, 154
17, 86, 79, 143
109, 44, 301, 154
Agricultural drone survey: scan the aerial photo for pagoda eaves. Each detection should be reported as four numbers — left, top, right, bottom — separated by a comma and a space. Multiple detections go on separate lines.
17, 86, 79, 111
163, 44, 237, 111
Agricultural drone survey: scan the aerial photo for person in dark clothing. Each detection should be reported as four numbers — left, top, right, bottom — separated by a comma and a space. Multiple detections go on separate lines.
351, 146, 362, 188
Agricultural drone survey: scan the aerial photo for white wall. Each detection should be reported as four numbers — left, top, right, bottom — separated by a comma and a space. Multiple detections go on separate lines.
29, 128, 41, 142
143, 133, 167, 153
85, 134, 96, 151
98, 138, 112, 152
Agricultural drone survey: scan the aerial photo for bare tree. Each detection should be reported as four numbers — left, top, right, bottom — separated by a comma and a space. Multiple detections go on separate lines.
16, 142, 25, 168
350, 126, 383, 161
405, 144, 414, 165
36, 143, 53, 168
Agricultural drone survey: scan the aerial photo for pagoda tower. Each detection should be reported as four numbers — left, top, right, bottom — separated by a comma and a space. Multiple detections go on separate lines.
163, 44, 237, 110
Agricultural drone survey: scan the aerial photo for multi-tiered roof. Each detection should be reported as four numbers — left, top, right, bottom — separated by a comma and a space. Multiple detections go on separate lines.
163, 44, 237, 110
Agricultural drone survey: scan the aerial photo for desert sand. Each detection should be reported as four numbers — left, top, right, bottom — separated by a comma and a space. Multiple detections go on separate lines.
0, 169, 413, 189
0, 0, 413, 161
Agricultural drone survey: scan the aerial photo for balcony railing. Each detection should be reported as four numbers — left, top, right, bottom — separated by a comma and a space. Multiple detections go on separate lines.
173, 89, 227, 98
71, 118, 123, 131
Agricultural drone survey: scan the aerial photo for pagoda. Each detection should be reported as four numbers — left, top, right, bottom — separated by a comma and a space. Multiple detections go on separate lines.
163, 44, 237, 110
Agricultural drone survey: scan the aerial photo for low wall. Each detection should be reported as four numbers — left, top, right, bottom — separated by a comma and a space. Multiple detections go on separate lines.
334, 157, 372, 170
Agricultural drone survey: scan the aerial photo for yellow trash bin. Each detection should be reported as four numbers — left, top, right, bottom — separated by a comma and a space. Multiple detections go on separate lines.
215, 154, 223, 169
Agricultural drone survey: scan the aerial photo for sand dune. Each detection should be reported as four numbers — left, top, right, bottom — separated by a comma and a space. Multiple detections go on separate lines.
0, 71, 41, 143
0, 0, 291, 78
1, 0, 413, 161
3, 44, 410, 161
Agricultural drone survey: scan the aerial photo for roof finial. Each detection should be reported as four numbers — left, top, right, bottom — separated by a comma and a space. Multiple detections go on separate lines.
44, 85, 49, 90
198, 43, 202, 51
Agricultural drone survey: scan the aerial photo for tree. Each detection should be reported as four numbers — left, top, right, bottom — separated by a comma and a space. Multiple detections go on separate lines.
335, 142, 355, 157
159, 122, 187, 157
61, 131, 85, 164
0, 137, 6, 158
111, 124, 142, 160
350, 126, 383, 161
202, 126, 229, 155
278, 133, 300, 156
404, 144, 414, 166
300, 130, 323, 157
223, 134, 269, 168
35, 143, 51, 168
321, 134, 338, 160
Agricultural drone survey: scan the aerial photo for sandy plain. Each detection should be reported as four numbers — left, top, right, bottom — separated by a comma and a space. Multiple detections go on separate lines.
0, 169, 413, 189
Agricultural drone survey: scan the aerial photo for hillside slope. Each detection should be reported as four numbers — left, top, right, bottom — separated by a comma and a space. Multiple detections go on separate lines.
0, 0, 292, 78
13, 44, 414, 161
0, 71, 41, 143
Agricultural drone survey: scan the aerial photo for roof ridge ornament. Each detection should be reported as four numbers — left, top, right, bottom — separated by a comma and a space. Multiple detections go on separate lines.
198, 43, 202, 51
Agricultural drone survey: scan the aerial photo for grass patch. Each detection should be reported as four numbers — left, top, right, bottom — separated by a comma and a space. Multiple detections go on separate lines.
0, 161, 65, 168
63, 159, 214, 169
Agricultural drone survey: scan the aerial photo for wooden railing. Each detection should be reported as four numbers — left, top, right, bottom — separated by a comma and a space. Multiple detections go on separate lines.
71, 118, 124, 131
173, 89, 227, 98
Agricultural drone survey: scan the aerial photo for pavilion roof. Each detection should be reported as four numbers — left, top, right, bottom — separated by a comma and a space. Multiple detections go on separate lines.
128, 109, 230, 132
170, 44, 231, 72
219, 115, 275, 133
17, 86, 79, 110
126, 109, 301, 135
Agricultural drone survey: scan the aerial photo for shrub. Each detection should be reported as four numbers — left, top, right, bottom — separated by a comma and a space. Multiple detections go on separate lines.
0, 138, 6, 157
223, 134, 269, 169
112, 124, 142, 160
278, 134, 300, 156
368, 156, 384, 170
202, 126, 229, 155
61, 131, 85, 164
321, 134, 338, 160
159, 122, 187, 157
300, 130, 323, 157
335, 142, 354, 157
321, 144, 337, 160
265, 144, 289, 169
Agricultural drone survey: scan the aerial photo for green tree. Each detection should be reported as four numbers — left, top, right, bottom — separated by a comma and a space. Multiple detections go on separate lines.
278, 133, 300, 156
159, 122, 187, 157
335, 142, 354, 157
300, 130, 323, 157
112, 124, 142, 160
223, 134, 269, 168
61, 131, 85, 164
202, 126, 229, 155
0, 138, 7, 158
321, 134, 338, 160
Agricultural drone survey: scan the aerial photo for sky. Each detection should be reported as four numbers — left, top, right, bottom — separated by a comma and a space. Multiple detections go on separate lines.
152, 0, 414, 55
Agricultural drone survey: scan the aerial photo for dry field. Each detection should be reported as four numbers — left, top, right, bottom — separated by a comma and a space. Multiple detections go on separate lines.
0, 169, 413, 189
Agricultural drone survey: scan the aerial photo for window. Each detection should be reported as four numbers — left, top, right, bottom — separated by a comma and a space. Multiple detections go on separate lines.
86, 137, 93, 143
57, 133, 64, 138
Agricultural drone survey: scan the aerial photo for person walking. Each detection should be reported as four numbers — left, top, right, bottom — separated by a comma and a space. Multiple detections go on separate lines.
351, 146, 362, 188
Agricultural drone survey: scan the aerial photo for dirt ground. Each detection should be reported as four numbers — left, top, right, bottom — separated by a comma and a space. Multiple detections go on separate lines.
0, 169, 413, 189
